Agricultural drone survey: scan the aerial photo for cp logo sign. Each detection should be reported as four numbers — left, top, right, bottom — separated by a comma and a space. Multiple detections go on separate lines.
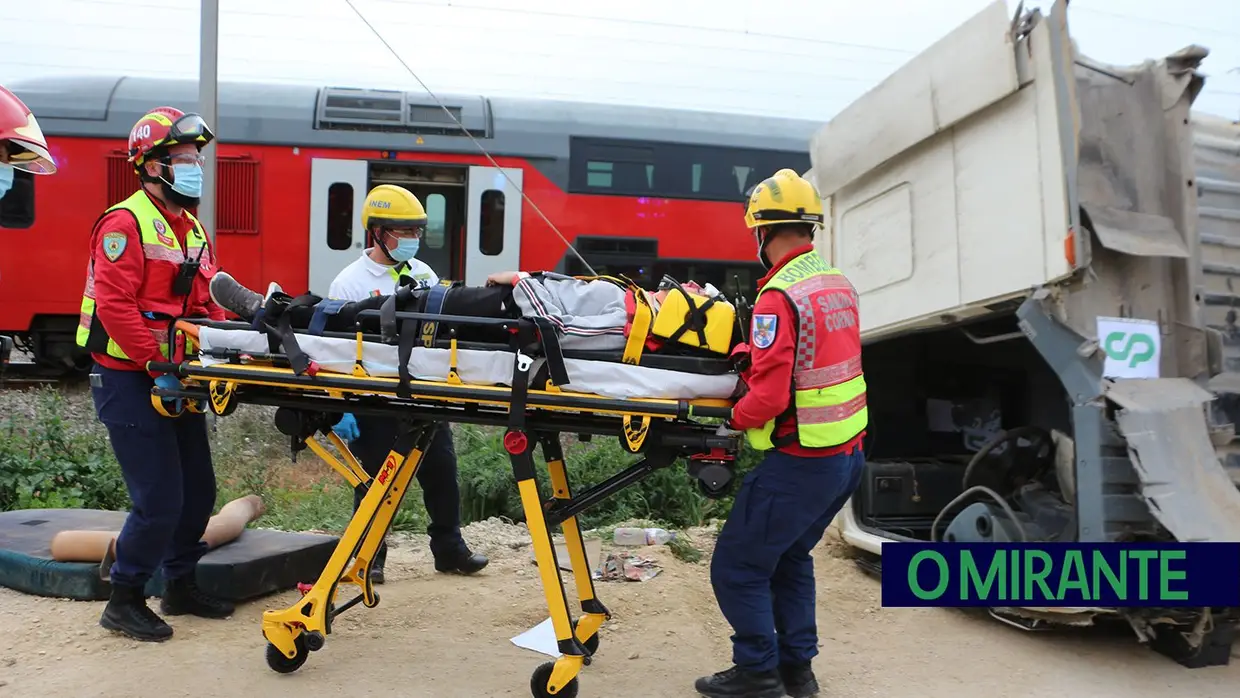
1103, 331, 1156, 368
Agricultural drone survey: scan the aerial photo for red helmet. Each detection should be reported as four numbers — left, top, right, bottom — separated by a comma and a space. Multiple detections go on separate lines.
0, 85, 56, 175
127, 106, 215, 170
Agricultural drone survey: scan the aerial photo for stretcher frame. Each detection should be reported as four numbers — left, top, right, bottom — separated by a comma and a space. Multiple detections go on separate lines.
149, 307, 739, 698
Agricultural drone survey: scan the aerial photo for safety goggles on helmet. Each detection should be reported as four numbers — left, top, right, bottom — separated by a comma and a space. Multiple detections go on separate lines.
168, 112, 214, 148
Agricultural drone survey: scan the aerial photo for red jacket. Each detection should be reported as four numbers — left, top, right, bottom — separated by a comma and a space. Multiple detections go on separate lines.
87, 191, 224, 377
729, 244, 865, 458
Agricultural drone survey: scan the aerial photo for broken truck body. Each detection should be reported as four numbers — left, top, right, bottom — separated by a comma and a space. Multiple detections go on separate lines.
808, 0, 1240, 664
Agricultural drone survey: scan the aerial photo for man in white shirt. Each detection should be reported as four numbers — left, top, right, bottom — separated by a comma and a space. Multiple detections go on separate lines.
327, 184, 488, 582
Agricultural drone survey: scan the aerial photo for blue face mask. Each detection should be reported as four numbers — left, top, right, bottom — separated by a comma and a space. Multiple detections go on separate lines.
0, 165, 14, 200
168, 163, 203, 198
389, 237, 420, 262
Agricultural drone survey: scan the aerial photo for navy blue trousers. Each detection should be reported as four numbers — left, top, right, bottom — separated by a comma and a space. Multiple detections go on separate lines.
710, 447, 865, 672
90, 365, 217, 589
349, 417, 466, 565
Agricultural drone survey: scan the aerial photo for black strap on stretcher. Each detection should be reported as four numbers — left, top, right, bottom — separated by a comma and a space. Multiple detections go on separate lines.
379, 285, 420, 398
274, 294, 322, 375
529, 316, 571, 387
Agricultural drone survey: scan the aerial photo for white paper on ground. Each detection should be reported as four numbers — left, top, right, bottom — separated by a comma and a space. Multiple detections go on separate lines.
510, 617, 560, 658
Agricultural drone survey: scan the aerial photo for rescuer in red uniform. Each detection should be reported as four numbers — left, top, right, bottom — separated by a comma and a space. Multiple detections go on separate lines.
695, 169, 868, 698
0, 84, 58, 198
76, 107, 233, 642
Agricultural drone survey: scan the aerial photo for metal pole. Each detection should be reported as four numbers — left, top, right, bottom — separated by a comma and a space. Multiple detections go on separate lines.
199, 0, 220, 245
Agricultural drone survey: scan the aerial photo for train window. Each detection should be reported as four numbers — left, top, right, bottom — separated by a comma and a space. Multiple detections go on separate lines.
479, 189, 504, 256
326, 182, 353, 251
569, 136, 810, 202
424, 193, 446, 249
0, 169, 35, 229
587, 161, 613, 188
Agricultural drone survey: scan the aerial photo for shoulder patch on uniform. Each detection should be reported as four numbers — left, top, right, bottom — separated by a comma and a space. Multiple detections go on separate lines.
752, 314, 778, 349
101, 232, 127, 263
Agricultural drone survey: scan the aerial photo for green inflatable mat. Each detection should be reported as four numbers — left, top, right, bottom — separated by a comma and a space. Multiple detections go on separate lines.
0, 508, 339, 602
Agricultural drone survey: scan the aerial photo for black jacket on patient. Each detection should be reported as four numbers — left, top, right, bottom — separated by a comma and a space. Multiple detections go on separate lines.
255, 281, 521, 346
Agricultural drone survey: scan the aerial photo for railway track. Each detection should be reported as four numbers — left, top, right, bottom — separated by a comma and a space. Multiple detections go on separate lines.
0, 335, 88, 388
0, 362, 87, 389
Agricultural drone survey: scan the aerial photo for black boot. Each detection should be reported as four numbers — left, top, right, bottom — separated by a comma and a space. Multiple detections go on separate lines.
693, 665, 785, 698
160, 575, 235, 619
434, 547, 489, 575
779, 662, 820, 697
100, 584, 173, 642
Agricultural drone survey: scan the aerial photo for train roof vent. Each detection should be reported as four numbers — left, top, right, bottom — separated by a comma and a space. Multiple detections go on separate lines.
404, 93, 490, 137
314, 86, 491, 137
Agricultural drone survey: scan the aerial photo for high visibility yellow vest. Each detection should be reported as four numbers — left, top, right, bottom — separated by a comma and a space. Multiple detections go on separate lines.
745, 250, 868, 451
76, 191, 209, 362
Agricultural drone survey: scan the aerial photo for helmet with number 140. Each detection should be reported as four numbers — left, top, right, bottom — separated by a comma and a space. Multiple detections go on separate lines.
127, 106, 215, 208
744, 169, 824, 268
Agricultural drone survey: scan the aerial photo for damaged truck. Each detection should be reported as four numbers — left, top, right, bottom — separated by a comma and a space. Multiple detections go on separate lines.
812, 0, 1240, 667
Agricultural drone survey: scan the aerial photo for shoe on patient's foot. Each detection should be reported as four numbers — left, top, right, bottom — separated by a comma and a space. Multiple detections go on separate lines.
434, 547, 489, 575
779, 662, 820, 697
694, 665, 785, 698
210, 271, 263, 319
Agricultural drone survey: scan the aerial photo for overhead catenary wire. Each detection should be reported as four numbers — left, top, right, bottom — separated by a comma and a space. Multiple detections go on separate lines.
341, 0, 597, 277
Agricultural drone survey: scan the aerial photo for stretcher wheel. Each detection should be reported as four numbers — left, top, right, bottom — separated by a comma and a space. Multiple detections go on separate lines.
265, 634, 309, 674
303, 630, 325, 652
529, 661, 579, 698
572, 618, 599, 655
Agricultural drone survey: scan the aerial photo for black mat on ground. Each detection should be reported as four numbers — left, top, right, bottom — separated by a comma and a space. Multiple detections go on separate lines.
0, 508, 339, 602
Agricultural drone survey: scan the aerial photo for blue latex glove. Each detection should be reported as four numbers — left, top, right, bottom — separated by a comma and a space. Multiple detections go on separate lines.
154, 374, 183, 412
333, 413, 360, 442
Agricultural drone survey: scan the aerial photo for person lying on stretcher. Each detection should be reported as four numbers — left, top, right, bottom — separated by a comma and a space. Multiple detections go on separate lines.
207, 268, 743, 361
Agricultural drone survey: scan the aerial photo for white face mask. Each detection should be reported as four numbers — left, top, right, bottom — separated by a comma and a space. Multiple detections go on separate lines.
755, 230, 772, 269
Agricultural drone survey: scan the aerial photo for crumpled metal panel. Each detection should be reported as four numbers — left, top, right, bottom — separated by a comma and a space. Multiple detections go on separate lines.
1107, 378, 1240, 542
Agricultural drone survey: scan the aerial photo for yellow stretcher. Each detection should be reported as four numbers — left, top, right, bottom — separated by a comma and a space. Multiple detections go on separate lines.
149, 306, 740, 698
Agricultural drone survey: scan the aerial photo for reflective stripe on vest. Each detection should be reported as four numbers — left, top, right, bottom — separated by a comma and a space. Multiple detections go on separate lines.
745, 250, 868, 451
75, 190, 208, 362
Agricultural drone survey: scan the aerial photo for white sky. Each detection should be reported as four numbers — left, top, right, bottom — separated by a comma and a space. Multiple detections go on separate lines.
0, 0, 1236, 121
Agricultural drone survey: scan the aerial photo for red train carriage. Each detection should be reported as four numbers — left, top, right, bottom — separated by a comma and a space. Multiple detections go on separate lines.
0, 74, 819, 369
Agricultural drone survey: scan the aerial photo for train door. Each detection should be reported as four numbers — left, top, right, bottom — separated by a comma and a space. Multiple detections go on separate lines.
401, 184, 466, 281
309, 158, 368, 295
464, 166, 522, 286
367, 162, 469, 282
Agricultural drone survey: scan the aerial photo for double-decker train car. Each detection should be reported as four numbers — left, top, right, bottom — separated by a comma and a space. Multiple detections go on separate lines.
0, 74, 819, 369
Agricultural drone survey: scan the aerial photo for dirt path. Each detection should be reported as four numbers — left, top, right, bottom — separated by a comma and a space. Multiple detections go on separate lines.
1, 521, 1237, 698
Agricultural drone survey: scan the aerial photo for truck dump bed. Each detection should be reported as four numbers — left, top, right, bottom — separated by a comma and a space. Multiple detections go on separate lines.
809, 0, 1240, 544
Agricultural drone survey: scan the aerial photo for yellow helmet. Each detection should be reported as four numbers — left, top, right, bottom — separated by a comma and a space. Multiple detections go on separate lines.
361, 184, 428, 232
744, 169, 824, 229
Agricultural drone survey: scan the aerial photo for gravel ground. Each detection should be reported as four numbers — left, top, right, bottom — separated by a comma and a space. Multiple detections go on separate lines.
1, 520, 1239, 698
3, 387, 1240, 696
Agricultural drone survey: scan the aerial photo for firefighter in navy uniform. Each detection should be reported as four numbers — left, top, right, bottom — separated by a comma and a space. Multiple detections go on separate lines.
695, 170, 867, 698
77, 107, 233, 642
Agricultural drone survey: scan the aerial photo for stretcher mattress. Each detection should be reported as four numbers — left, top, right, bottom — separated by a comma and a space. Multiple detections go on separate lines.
197, 327, 741, 401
